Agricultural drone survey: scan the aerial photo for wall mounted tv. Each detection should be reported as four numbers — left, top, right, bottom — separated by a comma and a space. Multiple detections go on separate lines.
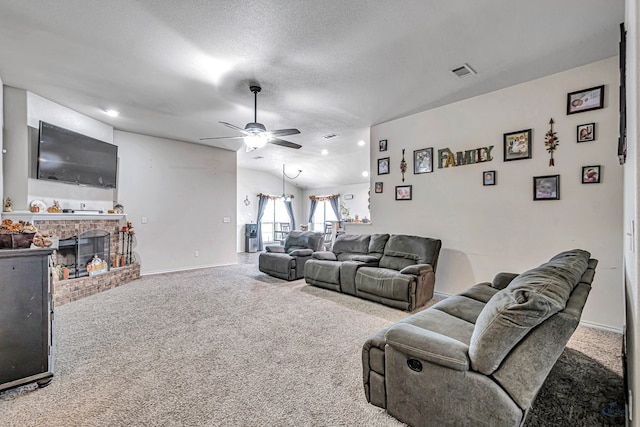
37, 121, 118, 189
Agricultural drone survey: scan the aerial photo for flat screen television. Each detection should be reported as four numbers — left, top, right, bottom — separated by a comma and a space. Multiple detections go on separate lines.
37, 121, 118, 189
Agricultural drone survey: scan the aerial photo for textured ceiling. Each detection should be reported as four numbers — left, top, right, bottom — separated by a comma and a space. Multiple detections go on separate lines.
0, 0, 625, 189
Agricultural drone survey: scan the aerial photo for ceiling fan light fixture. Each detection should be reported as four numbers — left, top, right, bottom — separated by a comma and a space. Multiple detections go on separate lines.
244, 132, 269, 149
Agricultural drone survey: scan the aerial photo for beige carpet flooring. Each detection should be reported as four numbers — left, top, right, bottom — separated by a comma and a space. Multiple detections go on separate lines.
0, 257, 625, 426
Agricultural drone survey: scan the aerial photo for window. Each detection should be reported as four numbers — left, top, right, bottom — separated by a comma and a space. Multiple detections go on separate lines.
260, 198, 290, 244
312, 200, 337, 232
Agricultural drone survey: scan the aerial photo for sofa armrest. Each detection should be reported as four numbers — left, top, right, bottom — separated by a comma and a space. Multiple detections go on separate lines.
312, 251, 337, 260
350, 255, 379, 264
385, 323, 470, 371
289, 248, 313, 257
399, 263, 433, 276
265, 245, 285, 253
491, 272, 520, 289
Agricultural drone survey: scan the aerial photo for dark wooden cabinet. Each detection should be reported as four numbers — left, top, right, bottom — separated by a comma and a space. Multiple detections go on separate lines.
0, 248, 54, 391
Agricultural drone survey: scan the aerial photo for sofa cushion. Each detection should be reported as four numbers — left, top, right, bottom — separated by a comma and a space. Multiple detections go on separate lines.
259, 253, 295, 275
284, 231, 324, 252
398, 308, 475, 345
333, 234, 370, 255
369, 234, 390, 255
356, 266, 416, 302
469, 249, 591, 375
379, 235, 441, 271
459, 283, 500, 304
431, 295, 487, 325
304, 259, 341, 286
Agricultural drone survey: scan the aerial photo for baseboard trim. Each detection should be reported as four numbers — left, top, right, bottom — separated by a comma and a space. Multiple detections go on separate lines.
579, 320, 623, 334
141, 262, 236, 277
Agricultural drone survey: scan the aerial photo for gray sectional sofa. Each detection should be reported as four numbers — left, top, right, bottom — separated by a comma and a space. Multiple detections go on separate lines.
304, 233, 442, 311
362, 249, 597, 426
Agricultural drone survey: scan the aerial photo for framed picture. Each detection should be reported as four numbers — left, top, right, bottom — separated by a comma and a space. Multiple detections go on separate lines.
577, 123, 595, 142
413, 148, 433, 174
379, 139, 388, 152
377, 157, 390, 175
503, 129, 532, 161
395, 185, 412, 201
483, 170, 496, 186
533, 175, 560, 201
567, 85, 604, 115
374, 182, 383, 193
582, 165, 601, 184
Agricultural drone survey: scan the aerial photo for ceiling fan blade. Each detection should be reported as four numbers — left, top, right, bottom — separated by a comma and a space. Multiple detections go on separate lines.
268, 138, 302, 149
219, 121, 250, 134
199, 135, 245, 141
269, 128, 301, 137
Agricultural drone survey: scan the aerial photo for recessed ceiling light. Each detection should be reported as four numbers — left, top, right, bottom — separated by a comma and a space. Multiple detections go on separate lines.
362, 171, 369, 177
321, 149, 328, 155
104, 108, 119, 117
358, 140, 365, 146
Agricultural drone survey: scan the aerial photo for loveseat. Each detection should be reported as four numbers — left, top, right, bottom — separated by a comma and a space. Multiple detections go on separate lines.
258, 231, 324, 281
304, 233, 442, 311
362, 249, 597, 426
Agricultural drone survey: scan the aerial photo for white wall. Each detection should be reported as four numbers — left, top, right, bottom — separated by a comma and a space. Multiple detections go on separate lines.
302, 182, 371, 226
3, 88, 115, 211
623, 0, 638, 423
3, 87, 28, 209
365, 58, 623, 330
0, 76, 3, 204
116, 131, 237, 274
236, 167, 304, 252
3, 88, 238, 275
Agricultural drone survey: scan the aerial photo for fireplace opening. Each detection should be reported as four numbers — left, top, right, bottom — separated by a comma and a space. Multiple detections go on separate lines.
57, 229, 111, 278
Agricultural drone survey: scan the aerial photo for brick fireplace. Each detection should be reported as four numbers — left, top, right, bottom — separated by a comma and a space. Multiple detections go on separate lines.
1, 213, 141, 306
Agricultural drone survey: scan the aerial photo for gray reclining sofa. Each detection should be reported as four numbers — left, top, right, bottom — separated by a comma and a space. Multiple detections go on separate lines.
258, 231, 324, 281
362, 249, 597, 426
304, 233, 442, 311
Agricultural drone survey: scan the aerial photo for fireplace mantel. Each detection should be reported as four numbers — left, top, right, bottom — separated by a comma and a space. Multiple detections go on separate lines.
0, 211, 140, 306
1, 211, 126, 222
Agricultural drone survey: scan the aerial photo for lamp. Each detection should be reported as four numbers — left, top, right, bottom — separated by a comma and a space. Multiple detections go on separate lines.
280, 164, 301, 201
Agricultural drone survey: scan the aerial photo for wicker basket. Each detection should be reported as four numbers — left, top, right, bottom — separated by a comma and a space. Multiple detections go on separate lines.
0, 233, 35, 249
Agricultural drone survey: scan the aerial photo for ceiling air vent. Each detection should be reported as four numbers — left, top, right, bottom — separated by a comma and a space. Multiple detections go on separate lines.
252, 156, 263, 160
322, 133, 340, 140
451, 63, 476, 79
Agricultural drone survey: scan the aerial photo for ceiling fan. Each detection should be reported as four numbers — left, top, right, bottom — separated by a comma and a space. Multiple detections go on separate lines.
200, 85, 302, 151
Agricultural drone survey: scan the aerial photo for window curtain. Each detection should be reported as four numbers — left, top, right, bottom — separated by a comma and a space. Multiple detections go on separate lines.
329, 197, 341, 220
256, 194, 269, 251
308, 199, 318, 226
284, 200, 296, 231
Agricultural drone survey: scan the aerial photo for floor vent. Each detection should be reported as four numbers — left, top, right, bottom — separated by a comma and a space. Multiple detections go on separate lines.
451, 63, 476, 79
